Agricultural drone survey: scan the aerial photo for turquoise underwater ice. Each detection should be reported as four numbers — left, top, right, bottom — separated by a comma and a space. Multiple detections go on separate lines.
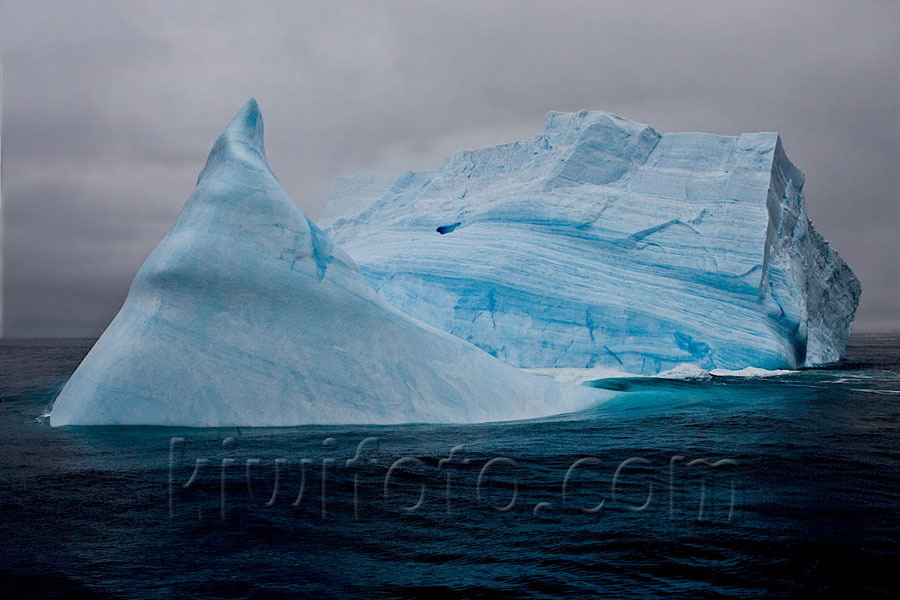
322, 111, 861, 375
49, 101, 606, 426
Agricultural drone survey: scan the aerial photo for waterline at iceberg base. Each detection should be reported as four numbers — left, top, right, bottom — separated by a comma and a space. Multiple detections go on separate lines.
323, 110, 861, 375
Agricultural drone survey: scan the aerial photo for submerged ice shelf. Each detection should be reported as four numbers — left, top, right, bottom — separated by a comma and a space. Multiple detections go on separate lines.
50, 101, 606, 427
322, 110, 861, 375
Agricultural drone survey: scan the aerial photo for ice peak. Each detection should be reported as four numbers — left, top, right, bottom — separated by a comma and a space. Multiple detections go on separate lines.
543, 110, 658, 148
226, 98, 265, 150
50, 100, 605, 426
197, 98, 267, 183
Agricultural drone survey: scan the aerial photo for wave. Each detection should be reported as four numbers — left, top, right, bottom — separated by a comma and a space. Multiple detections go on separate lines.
851, 388, 900, 396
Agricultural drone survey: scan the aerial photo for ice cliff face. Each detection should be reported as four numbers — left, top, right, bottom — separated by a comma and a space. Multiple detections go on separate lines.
323, 111, 861, 375
50, 101, 605, 427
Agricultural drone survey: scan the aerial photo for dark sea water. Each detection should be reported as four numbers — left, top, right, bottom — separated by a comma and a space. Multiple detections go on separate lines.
1, 335, 899, 599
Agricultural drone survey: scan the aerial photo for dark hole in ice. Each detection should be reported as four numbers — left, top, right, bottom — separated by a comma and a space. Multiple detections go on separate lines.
436, 222, 461, 234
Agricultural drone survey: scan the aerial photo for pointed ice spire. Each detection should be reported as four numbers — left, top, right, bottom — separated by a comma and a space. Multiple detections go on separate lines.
197, 98, 267, 183
222, 98, 265, 156
48, 97, 604, 426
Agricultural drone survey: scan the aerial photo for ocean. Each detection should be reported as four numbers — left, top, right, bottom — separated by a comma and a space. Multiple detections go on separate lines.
1, 334, 898, 598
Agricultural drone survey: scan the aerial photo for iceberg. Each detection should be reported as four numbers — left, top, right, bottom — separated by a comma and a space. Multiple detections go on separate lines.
322, 111, 861, 375
50, 101, 605, 427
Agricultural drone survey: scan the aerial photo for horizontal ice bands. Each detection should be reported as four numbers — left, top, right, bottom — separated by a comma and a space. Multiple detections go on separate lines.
322, 110, 861, 375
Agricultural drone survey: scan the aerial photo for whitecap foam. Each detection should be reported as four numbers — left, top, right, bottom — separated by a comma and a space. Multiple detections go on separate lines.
653, 363, 711, 380
527, 363, 713, 384
527, 362, 801, 385
709, 367, 795, 378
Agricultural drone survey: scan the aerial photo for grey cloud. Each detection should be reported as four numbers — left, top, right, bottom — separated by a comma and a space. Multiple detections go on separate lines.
1, 0, 897, 336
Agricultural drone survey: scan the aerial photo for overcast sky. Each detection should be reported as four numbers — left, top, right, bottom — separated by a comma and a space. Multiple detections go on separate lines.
1, 0, 898, 337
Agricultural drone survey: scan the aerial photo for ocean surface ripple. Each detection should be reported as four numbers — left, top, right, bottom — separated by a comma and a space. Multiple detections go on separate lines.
1, 334, 899, 598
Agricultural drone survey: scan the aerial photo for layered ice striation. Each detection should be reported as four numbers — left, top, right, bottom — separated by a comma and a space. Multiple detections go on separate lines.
50, 101, 605, 427
322, 111, 861, 375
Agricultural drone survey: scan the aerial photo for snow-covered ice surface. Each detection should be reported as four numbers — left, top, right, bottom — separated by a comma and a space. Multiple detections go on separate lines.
49, 101, 608, 427
323, 110, 862, 375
